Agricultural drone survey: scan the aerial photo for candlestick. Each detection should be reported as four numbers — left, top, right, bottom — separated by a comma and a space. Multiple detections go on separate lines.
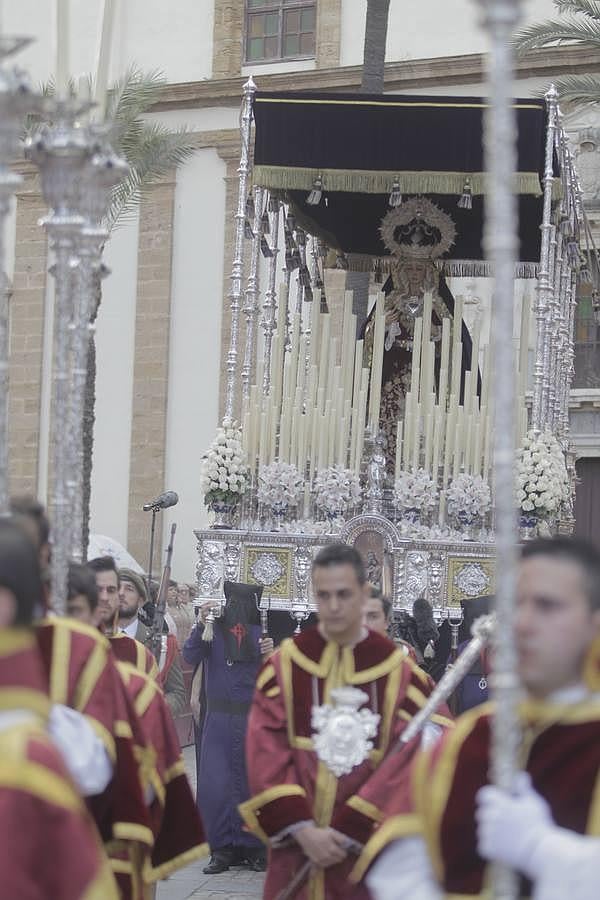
56, 0, 70, 97
93, 0, 115, 119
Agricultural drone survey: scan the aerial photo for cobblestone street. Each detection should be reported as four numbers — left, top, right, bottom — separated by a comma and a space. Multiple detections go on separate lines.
157, 746, 265, 900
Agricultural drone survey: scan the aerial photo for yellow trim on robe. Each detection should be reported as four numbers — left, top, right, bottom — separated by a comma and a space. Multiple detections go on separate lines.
143, 842, 209, 884
49, 622, 71, 705
266, 686, 280, 698
406, 684, 428, 709
135, 677, 159, 718
0, 757, 84, 814
409, 662, 432, 687
346, 794, 383, 823
239, 784, 308, 844
47, 616, 111, 646
256, 664, 276, 691
86, 714, 117, 763
431, 713, 454, 729
80, 860, 120, 900
370, 658, 403, 763
586, 767, 600, 835
112, 822, 155, 847
0, 687, 51, 719
0, 628, 36, 655
350, 813, 422, 883
74, 640, 108, 712
163, 759, 186, 784
114, 719, 133, 740
518, 697, 600, 726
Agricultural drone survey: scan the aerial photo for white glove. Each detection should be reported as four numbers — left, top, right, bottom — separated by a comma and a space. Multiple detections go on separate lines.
367, 837, 443, 900
476, 772, 553, 879
48, 704, 113, 797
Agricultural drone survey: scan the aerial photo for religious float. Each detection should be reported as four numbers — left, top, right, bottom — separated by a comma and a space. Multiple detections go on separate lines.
195, 78, 588, 632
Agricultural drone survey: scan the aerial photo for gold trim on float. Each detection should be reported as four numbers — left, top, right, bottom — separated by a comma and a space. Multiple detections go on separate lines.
254, 97, 543, 111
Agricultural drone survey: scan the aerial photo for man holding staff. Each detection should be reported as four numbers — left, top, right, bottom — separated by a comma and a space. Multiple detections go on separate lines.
365, 537, 600, 900
241, 543, 452, 899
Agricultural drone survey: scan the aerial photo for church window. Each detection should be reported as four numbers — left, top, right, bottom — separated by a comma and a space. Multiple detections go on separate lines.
245, 0, 316, 63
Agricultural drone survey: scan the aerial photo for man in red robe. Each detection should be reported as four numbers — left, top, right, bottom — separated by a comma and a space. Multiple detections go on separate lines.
240, 543, 452, 900
365, 536, 600, 900
0, 518, 119, 899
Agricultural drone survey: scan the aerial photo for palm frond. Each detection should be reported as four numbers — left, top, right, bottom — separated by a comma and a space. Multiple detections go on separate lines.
555, 0, 600, 21
549, 73, 600, 104
106, 123, 196, 228
513, 17, 600, 51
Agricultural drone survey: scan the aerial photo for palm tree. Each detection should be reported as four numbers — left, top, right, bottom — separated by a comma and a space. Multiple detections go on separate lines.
79, 68, 196, 552
347, 0, 392, 327
513, 0, 600, 105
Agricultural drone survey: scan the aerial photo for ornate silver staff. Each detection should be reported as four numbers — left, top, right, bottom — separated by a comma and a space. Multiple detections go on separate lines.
261, 194, 281, 397
241, 184, 264, 399
67, 128, 128, 560
477, 0, 522, 897
0, 37, 39, 513
225, 76, 256, 422
26, 98, 92, 613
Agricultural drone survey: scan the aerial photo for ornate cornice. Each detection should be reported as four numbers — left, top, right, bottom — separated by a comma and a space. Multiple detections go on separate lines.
151, 47, 600, 111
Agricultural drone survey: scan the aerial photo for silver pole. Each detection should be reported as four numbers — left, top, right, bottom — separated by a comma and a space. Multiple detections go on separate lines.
225, 76, 256, 422
0, 38, 38, 512
477, 1, 522, 897
27, 101, 91, 613
241, 185, 264, 399
532, 85, 559, 435
261, 196, 281, 397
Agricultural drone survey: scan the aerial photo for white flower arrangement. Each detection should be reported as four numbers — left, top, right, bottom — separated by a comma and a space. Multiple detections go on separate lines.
257, 461, 304, 509
515, 431, 569, 517
313, 466, 362, 517
200, 419, 248, 506
393, 469, 438, 514
447, 473, 491, 521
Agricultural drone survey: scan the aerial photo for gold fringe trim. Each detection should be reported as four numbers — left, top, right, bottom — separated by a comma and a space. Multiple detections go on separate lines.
143, 843, 209, 883
252, 165, 543, 198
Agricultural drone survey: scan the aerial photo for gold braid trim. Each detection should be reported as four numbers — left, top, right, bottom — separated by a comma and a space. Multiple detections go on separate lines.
74, 640, 108, 712
81, 860, 120, 900
350, 813, 422, 884
143, 843, 209, 883
239, 784, 308, 844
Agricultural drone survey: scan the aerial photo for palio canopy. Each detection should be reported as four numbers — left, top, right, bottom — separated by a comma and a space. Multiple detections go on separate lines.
252, 91, 552, 270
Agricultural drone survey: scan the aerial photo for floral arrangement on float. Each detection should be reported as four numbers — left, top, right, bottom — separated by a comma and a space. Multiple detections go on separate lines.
515, 431, 569, 537
200, 420, 249, 528
257, 461, 304, 526
313, 466, 362, 528
393, 469, 438, 524
447, 473, 492, 539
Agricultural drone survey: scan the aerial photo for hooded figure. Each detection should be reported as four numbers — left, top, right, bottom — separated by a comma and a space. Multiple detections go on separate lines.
183, 582, 268, 875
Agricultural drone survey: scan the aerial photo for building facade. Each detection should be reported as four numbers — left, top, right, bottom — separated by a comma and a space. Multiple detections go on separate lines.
4, 0, 600, 577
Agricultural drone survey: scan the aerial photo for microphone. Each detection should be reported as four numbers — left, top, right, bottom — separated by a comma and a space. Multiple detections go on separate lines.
143, 491, 179, 512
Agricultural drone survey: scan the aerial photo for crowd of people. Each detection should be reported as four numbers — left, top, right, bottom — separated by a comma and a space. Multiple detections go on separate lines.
1, 493, 599, 899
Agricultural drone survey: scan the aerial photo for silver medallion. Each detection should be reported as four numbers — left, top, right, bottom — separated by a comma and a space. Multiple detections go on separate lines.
311, 686, 380, 777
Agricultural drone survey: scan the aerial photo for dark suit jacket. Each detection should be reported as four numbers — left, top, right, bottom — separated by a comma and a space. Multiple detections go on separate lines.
135, 620, 187, 718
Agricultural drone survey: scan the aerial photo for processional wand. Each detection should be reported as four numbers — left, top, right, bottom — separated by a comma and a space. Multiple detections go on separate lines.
477, 0, 523, 897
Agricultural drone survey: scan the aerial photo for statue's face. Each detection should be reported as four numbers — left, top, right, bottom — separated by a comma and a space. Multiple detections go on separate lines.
330, 713, 357, 756
403, 260, 428, 294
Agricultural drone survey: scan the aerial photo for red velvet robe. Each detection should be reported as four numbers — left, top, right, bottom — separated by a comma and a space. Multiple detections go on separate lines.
0, 629, 118, 899
240, 627, 453, 900
117, 661, 207, 886
35, 618, 154, 895
109, 632, 159, 679
389, 700, 600, 898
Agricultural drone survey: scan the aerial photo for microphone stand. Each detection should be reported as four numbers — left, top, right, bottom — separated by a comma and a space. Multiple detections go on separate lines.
146, 504, 160, 594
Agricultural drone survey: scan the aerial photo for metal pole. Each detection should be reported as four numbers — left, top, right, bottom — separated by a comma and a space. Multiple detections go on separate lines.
241, 185, 264, 399
477, 1, 522, 897
262, 196, 281, 397
0, 38, 38, 512
224, 76, 256, 422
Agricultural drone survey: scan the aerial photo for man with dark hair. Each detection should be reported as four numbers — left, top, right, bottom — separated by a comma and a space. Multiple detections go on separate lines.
88, 556, 158, 677
118, 567, 186, 716
0, 519, 119, 897
366, 536, 600, 900
66, 562, 99, 622
241, 542, 452, 899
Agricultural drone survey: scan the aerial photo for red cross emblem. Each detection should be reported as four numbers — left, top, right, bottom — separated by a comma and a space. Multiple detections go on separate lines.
229, 622, 247, 649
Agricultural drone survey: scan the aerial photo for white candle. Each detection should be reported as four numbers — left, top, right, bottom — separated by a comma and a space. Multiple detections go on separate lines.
355, 390, 367, 474
258, 412, 267, 469
519, 292, 531, 396
410, 317, 423, 397
368, 295, 386, 431
432, 408, 442, 481
421, 290, 433, 349
93, 0, 116, 119
412, 403, 421, 471
395, 420, 404, 481
451, 295, 464, 399
56, 0, 70, 97
424, 414, 433, 474
440, 317, 451, 385
438, 490, 446, 527
469, 314, 481, 413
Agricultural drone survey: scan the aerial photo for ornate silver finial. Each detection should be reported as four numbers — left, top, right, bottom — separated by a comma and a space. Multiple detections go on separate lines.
312, 686, 380, 777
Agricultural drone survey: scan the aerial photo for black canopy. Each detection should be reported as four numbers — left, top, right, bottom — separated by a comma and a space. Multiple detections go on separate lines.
252, 91, 552, 268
